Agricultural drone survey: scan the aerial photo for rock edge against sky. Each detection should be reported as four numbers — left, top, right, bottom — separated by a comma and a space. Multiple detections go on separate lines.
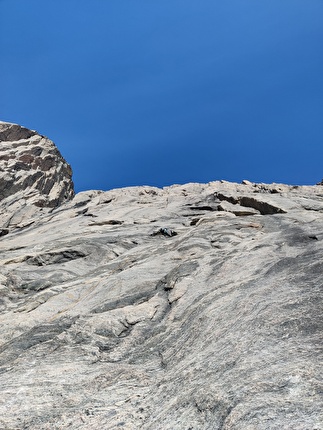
0, 122, 322, 429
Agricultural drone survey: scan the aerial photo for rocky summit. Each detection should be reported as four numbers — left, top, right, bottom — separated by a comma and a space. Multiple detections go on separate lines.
0, 123, 322, 430
0, 121, 74, 233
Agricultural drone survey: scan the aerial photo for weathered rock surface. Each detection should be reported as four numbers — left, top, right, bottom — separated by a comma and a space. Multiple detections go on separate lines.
0, 121, 74, 231
0, 125, 322, 429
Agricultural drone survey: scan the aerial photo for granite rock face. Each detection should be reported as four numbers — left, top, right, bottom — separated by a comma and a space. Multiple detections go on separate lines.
0, 122, 74, 231
0, 124, 322, 429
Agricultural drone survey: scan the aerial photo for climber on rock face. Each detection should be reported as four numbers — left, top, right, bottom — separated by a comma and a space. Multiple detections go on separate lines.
160, 227, 177, 237
151, 227, 178, 237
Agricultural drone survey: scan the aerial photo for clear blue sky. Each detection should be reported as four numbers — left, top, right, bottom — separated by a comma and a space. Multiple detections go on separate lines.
1, 1, 323, 192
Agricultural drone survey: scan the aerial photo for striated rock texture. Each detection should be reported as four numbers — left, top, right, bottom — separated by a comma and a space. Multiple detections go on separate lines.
0, 125, 322, 429
0, 121, 74, 231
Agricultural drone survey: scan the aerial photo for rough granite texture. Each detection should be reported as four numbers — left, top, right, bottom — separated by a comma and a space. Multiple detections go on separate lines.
0, 123, 322, 429
0, 121, 74, 231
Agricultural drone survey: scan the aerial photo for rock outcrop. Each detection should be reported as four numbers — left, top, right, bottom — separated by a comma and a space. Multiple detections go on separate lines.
0, 121, 74, 231
0, 124, 322, 429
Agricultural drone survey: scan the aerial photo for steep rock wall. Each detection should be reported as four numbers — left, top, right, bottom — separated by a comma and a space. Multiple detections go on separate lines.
0, 125, 322, 429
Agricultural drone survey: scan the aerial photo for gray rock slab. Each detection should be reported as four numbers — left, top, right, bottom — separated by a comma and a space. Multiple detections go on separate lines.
0, 125, 322, 429
218, 200, 260, 216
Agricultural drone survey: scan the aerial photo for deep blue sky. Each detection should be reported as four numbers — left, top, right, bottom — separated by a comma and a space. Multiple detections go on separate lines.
1, 1, 323, 192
